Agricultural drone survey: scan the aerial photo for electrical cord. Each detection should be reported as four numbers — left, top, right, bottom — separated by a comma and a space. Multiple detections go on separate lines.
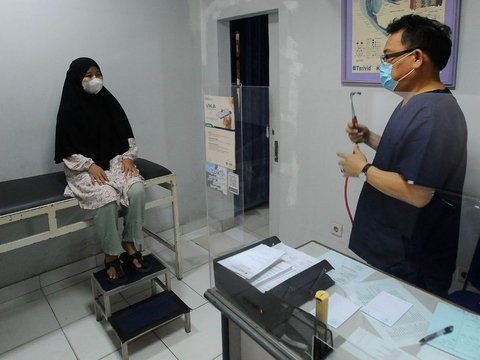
344, 176, 354, 224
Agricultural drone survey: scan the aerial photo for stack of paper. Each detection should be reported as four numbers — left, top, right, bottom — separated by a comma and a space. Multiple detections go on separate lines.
218, 244, 285, 279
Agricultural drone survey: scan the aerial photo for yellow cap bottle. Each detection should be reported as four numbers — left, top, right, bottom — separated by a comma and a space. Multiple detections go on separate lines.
315, 290, 329, 324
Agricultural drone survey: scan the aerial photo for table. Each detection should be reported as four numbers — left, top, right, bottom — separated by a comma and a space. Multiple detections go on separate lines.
205, 240, 470, 360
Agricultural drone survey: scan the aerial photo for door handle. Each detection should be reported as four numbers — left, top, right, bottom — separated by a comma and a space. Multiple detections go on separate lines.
274, 141, 279, 162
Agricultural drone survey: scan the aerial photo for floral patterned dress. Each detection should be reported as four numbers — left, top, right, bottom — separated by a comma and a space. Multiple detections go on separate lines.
63, 138, 144, 210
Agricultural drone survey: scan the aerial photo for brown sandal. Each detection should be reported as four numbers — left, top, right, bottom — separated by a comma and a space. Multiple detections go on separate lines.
104, 258, 128, 284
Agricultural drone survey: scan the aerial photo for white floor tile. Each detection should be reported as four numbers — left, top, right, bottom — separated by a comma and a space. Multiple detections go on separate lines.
46, 279, 94, 327
155, 303, 222, 360
204, 232, 245, 258
153, 237, 209, 275
42, 267, 101, 296
0, 329, 76, 360
63, 314, 118, 360
184, 226, 209, 240
253, 224, 270, 239
0, 290, 60, 354
242, 210, 269, 233
100, 333, 176, 360
224, 226, 261, 244
0, 277, 40, 305
0, 207, 268, 360
169, 277, 208, 310
181, 263, 212, 298
40, 256, 97, 287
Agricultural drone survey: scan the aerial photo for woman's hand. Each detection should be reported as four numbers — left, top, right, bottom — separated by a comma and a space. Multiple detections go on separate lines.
121, 158, 139, 177
88, 163, 109, 185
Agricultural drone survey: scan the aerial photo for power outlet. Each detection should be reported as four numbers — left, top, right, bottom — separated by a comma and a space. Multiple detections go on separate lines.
456, 267, 468, 282
330, 223, 343, 237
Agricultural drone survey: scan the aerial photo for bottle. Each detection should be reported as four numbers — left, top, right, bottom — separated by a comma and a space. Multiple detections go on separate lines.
315, 290, 329, 324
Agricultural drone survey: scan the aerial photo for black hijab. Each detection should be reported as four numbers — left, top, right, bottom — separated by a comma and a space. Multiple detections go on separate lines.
54, 57, 134, 169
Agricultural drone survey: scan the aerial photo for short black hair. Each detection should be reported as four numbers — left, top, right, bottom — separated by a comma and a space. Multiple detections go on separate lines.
386, 14, 452, 70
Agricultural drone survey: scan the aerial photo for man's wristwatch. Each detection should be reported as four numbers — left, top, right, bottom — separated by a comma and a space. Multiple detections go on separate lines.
358, 163, 372, 182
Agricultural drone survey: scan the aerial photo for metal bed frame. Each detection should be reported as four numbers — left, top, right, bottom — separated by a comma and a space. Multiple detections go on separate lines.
0, 158, 183, 279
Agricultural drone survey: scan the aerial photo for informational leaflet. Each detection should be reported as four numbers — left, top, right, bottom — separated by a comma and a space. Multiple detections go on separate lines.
424, 302, 480, 360
318, 250, 375, 288
204, 95, 236, 170
205, 162, 227, 195
361, 291, 412, 327
309, 292, 360, 329
347, 278, 432, 347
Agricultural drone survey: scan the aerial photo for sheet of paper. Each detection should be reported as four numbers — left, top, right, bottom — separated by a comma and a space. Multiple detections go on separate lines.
318, 250, 375, 288
250, 261, 292, 292
309, 292, 360, 329
361, 290, 412, 326
417, 344, 460, 360
245, 242, 320, 292
341, 328, 417, 360
218, 244, 284, 279
347, 278, 432, 347
424, 302, 480, 360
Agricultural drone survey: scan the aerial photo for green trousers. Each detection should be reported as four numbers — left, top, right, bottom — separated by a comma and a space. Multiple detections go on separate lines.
93, 182, 146, 256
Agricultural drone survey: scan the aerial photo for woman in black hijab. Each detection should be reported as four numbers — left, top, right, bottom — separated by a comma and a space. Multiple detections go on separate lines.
55, 57, 150, 283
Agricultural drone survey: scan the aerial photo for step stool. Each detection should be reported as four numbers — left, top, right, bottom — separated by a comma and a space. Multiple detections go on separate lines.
91, 254, 191, 359
110, 291, 191, 359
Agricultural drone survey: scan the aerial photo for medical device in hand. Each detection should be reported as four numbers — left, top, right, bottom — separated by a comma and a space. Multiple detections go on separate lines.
350, 91, 361, 128
344, 92, 362, 224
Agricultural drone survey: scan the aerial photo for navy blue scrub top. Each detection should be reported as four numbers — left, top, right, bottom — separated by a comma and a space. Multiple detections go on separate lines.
349, 89, 467, 279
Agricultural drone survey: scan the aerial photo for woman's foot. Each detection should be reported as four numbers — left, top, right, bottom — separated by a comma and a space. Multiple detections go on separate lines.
104, 255, 127, 284
121, 242, 151, 272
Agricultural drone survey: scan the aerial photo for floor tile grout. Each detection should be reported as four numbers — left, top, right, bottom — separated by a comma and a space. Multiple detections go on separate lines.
0, 207, 269, 359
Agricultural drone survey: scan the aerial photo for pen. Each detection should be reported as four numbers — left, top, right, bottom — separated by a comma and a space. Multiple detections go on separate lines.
419, 325, 454, 344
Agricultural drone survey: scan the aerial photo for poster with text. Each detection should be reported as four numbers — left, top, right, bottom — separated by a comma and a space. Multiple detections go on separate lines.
204, 95, 236, 170
351, 0, 446, 75
205, 162, 228, 195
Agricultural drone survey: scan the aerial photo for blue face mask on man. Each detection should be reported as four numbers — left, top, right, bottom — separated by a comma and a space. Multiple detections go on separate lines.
379, 50, 415, 91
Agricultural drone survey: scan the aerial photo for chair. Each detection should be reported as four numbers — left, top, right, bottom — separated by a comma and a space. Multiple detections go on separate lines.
449, 237, 480, 314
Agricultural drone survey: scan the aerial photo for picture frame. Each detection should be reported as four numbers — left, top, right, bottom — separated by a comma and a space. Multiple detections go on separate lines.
341, 0, 461, 87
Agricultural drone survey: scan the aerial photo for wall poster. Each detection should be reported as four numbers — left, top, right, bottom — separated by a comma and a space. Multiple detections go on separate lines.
204, 95, 236, 170
342, 0, 461, 86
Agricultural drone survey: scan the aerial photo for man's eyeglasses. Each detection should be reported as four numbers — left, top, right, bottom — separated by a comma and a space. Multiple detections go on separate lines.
380, 47, 424, 65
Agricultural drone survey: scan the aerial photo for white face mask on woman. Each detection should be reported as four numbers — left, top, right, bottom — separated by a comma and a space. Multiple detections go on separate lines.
82, 77, 103, 94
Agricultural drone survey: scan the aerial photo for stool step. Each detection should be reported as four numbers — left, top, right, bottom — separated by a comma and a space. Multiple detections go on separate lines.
92, 254, 166, 292
109, 291, 191, 343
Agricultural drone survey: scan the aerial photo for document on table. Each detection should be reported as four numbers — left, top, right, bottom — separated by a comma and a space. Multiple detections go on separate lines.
424, 302, 480, 360
248, 242, 320, 292
249, 261, 292, 292
218, 244, 285, 279
417, 344, 460, 360
309, 292, 360, 329
318, 250, 374, 288
361, 290, 412, 326
341, 328, 417, 360
347, 278, 432, 347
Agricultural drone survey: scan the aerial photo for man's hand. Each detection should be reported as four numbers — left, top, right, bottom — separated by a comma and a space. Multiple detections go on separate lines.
337, 144, 368, 177
346, 121, 370, 144
88, 163, 109, 185
121, 158, 139, 176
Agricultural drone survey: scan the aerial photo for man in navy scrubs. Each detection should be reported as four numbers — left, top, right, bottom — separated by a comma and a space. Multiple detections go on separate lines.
337, 15, 467, 298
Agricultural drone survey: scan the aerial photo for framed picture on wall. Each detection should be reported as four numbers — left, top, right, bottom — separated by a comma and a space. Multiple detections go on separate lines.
341, 0, 461, 87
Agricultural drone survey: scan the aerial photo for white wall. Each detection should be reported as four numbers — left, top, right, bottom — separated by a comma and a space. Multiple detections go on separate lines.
200, 0, 480, 266
0, 0, 205, 286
